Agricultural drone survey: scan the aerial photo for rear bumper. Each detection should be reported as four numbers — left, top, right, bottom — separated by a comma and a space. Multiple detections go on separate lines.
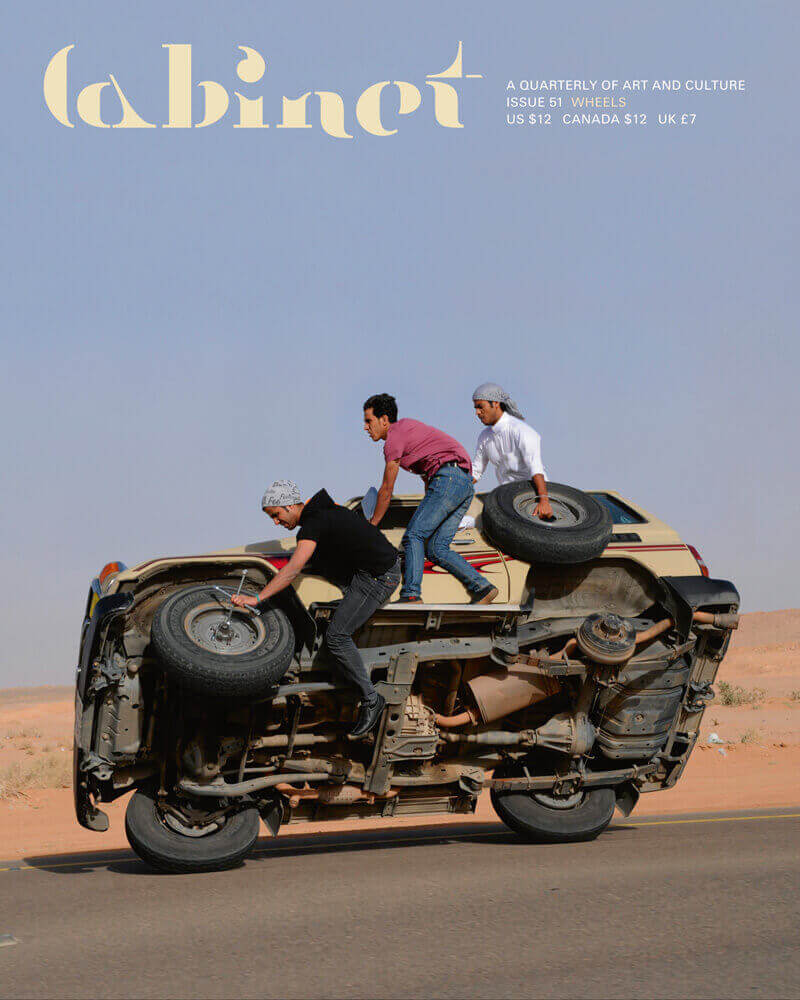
632, 574, 741, 794
660, 575, 740, 637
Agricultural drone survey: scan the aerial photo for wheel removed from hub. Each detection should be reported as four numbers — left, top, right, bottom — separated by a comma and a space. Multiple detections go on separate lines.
577, 613, 637, 664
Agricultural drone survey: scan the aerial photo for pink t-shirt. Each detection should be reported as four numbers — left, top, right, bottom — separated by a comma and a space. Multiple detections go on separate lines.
384, 419, 472, 482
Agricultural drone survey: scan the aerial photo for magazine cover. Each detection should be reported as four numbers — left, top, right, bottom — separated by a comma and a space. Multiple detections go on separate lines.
2, 4, 798, 998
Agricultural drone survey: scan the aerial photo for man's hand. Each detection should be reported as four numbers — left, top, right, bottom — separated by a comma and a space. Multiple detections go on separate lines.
231, 594, 258, 608
531, 475, 554, 520
371, 460, 400, 526
237, 540, 317, 607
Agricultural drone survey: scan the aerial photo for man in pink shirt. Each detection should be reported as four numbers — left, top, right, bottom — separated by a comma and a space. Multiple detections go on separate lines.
363, 393, 498, 604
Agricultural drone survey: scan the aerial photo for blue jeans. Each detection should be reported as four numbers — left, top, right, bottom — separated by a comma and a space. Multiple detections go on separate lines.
400, 465, 491, 600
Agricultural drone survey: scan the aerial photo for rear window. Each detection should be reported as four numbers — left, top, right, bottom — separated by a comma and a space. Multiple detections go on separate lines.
589, 493, 646, 525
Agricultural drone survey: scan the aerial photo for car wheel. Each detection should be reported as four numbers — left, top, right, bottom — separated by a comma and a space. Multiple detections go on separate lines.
490, 765, 615, 843
151, 585, 295, 698
125, 783, 260, 874
481, 481, 612, 564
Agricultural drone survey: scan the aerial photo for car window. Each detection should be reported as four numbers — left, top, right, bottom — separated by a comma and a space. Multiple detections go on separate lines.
589, 493, 646, 524
379, 503, 418, 530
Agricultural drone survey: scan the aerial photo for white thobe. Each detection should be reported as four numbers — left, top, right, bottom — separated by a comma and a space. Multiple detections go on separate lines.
472, 412, 547, 485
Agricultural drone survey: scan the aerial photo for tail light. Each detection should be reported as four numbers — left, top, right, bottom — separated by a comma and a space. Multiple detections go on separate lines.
98, 560, 127, 593
687, 545, 709, 577
99, 561, 122, 585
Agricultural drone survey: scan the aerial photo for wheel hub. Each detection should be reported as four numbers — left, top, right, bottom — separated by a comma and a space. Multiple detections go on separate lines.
183, 603, 266, 656
577, 613, 637, 664
213, 621, 234, 642
512, 492, 583, 527
533, 788, 584, 810
162, 805, 225, 838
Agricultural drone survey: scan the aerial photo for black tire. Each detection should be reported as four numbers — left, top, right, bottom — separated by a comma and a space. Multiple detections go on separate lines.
125, 784, 260, 873
491, 768, 615, 843
151, 584, 295, 698
482, 481, 612, 565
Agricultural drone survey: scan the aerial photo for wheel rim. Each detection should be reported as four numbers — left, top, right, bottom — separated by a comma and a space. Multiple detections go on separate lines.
183, 603, 267, 656
511, 491, 585, 528
533, 789, 585, 810
495, 763, 586, 810
160, 801, 226, 838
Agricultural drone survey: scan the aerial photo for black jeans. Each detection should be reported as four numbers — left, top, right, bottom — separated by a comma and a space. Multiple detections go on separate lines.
325, 557, 401, 703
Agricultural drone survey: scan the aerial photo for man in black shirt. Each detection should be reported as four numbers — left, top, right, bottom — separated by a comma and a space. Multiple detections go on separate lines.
232, 480, 401, 739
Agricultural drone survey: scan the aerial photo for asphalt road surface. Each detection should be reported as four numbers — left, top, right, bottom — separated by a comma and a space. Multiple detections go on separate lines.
2, 808, 799, 999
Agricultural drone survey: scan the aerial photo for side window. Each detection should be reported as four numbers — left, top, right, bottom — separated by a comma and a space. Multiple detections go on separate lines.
379, 503, 418, 530
589, 493, 646, 525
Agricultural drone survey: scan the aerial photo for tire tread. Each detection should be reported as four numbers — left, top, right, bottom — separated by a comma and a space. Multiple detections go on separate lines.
125, 784, 260, 873
150, 585, 295, 698
490, 763, 616, 843
482, 481, 612, 564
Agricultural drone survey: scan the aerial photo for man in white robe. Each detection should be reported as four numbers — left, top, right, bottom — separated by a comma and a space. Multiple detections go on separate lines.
471, 382, 553, 519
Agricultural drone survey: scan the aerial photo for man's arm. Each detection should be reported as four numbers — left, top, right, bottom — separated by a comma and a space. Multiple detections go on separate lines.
371, 460, 400, 526
531, 473, 554, 519
472, 436, 487, 484
231, 539, 317, 607
515, 424, 553, 519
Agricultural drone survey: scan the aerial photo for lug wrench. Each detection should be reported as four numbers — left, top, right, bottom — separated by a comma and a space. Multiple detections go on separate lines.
212, 570, 257, 640
209, 583, 262, 616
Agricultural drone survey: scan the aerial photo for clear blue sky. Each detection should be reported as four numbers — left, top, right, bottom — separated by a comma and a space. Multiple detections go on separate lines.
2, 2, 797, 685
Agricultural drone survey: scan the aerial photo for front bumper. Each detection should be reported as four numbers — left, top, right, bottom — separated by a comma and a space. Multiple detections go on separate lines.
73, 592, 133, 830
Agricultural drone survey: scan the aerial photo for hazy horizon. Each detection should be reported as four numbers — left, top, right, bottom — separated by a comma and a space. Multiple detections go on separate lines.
2, 1, 798, 685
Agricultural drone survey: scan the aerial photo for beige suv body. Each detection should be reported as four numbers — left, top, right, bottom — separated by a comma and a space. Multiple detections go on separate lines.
74, 488, 739, 872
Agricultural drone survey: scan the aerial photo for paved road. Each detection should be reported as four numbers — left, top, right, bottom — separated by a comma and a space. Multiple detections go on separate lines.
1, 808, 799, 999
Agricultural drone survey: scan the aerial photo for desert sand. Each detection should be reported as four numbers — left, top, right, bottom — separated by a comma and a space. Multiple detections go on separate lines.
2, 609, 799, 862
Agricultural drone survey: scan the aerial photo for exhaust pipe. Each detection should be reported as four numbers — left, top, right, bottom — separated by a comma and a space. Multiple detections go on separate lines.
435, 665, 559, 727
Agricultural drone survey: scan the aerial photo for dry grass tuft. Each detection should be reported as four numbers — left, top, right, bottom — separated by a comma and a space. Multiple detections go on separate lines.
2, 726, 43, 741
790, 690, 800, 702
717, 682, 766, 707
0, 752, 71, 800
739, 728, 762, 745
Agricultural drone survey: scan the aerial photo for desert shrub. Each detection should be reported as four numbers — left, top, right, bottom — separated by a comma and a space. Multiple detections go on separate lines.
790, 690, 800, 702
0, 753, 71, 800
739, 728, 762, 744
717, 682, 766, 707
2, 726, 43, 741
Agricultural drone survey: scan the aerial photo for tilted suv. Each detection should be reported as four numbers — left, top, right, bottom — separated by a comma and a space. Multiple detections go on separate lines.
74, 482, 739, 872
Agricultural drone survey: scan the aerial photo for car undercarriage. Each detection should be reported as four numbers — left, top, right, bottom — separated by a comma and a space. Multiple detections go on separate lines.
75, 557, 739, 872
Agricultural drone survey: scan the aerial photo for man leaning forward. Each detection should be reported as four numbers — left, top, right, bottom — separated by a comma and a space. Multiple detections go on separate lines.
232, 480, 401, 739
363, 393, 498, 605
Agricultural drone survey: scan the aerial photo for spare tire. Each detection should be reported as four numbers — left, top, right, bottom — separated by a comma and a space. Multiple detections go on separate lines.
482, 481, 612, 565
151, 584, 295, 697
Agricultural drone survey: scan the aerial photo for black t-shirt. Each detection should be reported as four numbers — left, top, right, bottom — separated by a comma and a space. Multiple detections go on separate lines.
296, 489, 399, 582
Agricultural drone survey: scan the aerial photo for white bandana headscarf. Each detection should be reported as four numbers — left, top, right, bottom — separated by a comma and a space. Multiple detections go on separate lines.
472, 382, 524, 420
261, 480, 302, 508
